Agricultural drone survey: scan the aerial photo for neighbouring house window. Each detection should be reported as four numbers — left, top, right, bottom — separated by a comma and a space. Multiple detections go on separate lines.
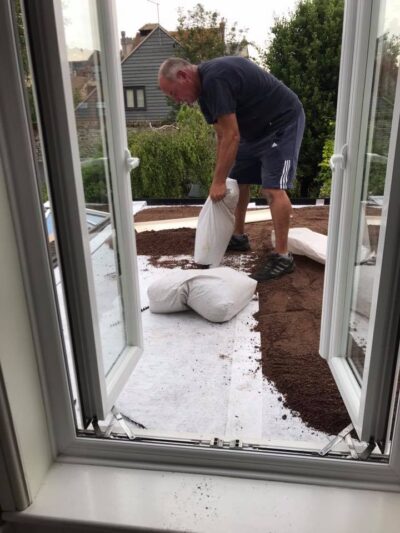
125, 87, 146, 110
96, 100, 106, 116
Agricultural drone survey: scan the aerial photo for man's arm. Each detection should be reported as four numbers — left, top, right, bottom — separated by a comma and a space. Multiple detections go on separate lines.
210, 113, 240, 201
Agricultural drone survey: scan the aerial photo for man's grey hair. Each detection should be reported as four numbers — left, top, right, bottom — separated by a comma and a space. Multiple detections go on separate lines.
158, 57, 193, 81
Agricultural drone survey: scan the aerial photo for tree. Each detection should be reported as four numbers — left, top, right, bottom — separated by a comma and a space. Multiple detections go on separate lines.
175, 3, 249, 64
317, 32, 400, 198
260, 0, 344, 197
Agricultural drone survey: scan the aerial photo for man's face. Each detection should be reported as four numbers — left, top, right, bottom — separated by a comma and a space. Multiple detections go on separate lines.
159, 71, 198, 105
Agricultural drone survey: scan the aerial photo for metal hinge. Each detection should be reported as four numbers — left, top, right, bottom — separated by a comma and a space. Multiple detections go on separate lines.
319, 423, 375, 460
91, 407, 147, 440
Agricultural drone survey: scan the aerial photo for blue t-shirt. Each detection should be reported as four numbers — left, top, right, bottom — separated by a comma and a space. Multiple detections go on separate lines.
198, 56, 302, 141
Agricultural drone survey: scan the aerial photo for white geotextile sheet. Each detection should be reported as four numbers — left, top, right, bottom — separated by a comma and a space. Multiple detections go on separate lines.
115, 255, 331, 445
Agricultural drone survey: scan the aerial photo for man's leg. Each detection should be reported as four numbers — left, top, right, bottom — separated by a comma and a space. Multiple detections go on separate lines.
250, 110, 304, 280
262, 188, 292, 254
250, 188, 294, 281
233, 184, 250, 235
226, 183, 251, 252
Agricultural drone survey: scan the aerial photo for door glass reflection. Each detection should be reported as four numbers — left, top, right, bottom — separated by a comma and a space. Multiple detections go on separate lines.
61, 0, 127, 375
347, 0, 400, 380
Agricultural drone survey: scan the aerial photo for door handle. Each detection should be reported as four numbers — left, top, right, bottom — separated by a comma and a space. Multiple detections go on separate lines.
125, 148, 140, 171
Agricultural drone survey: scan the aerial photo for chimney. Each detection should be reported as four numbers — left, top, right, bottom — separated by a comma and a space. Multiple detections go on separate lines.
121, 30, 127, 58
219, 21, 225, 42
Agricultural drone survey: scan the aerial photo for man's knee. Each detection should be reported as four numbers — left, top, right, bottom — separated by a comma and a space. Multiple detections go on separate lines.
238, 183, 250, 201
262, 188, 288, 204
238, 183, 250, 194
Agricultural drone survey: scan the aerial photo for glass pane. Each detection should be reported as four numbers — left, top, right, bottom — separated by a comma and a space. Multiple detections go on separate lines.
136, 89, 145, 108
62, 0, 127, 375
346, 0, 400, 380
126, 89, 134, 108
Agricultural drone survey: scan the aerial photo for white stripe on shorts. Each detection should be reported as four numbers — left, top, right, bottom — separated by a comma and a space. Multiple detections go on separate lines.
280, 160, 291, 189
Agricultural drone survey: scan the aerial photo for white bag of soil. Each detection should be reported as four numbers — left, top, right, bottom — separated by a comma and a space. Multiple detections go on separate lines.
272, 227, 327, 264
194, 178, 239, 267
147, 269, 198, 314
147, 266, 257, 323
272, 227, 372, 266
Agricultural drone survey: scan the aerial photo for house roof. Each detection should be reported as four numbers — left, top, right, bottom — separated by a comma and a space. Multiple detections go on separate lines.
123, 23, 159, 53
76, 24, 181, 108
68, 47, 93, 63
139, 23, 158, 32
121, 24, 181, 65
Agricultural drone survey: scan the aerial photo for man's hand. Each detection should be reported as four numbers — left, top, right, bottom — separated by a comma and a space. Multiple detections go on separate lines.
209, 181, 227, 202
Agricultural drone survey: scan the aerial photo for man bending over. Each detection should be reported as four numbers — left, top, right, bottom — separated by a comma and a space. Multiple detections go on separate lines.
158, 56, 305, 281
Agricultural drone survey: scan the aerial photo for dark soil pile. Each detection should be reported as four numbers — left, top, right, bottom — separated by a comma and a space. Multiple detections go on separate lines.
135, 206, 202, 222
135, 206, 351, 435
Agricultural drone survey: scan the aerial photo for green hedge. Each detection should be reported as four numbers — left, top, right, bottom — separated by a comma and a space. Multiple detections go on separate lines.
128, 105, 216, 198
317, 131, 334, 198
81, 158, 109, 203
317, 117, 390, 198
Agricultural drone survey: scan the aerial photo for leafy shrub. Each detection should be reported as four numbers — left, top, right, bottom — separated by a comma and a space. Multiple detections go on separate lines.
317, 130, 335, 198
261, 0, 344, 197
81, 158, 109, 203
128, 105, 216, 198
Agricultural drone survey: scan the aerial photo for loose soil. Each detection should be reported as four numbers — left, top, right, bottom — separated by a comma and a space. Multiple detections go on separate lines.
135, 206, 351, 436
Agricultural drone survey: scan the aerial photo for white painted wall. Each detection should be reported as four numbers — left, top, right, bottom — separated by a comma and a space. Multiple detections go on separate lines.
0, 157, 53, 506
4, 462, 400, 533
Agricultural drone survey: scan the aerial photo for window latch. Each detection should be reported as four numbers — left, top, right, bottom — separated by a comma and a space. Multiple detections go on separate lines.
330, 143, 348, 171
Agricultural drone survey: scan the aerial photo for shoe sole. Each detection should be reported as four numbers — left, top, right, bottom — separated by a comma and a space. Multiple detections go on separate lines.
226, 244, 251, 252
251, 264, 295, 282
226, 247, 251, 252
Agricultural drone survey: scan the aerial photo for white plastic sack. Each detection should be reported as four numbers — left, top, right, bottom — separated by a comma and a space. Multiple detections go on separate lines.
147, 267, 257, 323
353, 264, 374, 318
147, 269, 198, 314
187, 267, 257, 322
272, 227, 373, 266
194, 178, 239, 267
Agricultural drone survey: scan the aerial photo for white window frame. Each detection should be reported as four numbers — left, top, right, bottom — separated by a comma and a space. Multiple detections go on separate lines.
1, 0, 400, 504
17, 0, 144, 425
320, 0, 400, 443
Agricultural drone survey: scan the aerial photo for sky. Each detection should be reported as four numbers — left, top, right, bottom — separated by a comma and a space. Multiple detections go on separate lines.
62, 0, 299, 53
116, 0, 299, 52
63, 0, 400, 55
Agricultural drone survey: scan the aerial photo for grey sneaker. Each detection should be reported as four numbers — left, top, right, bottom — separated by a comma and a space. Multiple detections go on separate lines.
251, 252, 295, 281
226, 234, 250, 252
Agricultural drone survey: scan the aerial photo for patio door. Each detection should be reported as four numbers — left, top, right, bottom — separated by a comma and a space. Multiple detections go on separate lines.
320, 0, 400, 444
24, 0, 143, 425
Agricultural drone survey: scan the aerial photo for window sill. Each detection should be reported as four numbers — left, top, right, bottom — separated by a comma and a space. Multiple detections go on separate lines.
4, 462, 400, 532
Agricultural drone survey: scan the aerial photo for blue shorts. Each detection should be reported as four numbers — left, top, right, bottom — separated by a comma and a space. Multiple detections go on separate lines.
230, 108, 305, 189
